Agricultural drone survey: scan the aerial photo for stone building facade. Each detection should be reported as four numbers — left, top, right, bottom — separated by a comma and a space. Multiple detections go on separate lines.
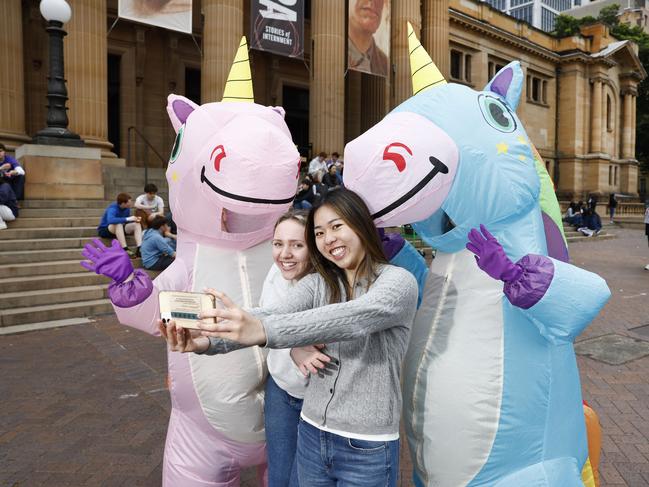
0, 0, 644, 198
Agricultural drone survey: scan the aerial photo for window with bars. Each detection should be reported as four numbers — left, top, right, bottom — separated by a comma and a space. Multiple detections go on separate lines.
526, 72, 549, 105
541, 7, 558, 31
450, 49, 473, 84
488, 58, 508, 80
510, 5, 534, 24
485, 0, 507, 10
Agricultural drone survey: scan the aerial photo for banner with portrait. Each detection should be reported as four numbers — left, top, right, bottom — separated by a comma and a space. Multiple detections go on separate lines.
118, 0, 193, 34
348, 0, 391, 77
250, 0, 305, 59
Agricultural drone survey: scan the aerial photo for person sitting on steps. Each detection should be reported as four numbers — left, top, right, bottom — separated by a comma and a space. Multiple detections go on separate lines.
97, 193, 143, 257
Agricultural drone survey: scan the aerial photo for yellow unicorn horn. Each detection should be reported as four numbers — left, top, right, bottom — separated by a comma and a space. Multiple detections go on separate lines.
407, 22, 446, 96
222, 36, 254, 103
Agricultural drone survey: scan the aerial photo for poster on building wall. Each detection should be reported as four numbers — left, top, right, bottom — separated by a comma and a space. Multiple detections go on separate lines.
118, 0, 192, 34
348, 0, 391, 77
250, 0, 304, 59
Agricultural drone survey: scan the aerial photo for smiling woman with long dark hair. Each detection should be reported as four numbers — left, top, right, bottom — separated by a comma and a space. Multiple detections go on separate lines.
161, 188, 418, 486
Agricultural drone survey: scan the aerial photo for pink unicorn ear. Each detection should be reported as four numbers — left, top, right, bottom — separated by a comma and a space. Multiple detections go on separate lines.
167, 94, 199, 133
270, 106, 286, 118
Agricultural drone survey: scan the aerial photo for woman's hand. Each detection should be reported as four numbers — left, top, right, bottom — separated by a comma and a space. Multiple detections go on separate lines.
290, 345, 331, 377
197, 289, 267, 347
158, 319, 210, 353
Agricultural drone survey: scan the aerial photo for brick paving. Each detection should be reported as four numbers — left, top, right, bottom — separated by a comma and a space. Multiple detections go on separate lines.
0, 227, 647, 486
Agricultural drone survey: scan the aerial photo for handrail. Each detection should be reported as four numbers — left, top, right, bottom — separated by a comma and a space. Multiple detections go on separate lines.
127, 126, 167, 185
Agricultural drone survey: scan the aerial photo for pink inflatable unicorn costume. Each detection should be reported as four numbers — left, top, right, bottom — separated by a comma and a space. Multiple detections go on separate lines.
81, 38, 300, 486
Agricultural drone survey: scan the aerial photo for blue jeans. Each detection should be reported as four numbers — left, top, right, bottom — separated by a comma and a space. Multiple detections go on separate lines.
296, 419, 400, 486
265, 376, 303, 487
293, 200, 312, 210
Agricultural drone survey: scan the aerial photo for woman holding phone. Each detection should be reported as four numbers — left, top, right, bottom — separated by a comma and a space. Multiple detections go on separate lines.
162, 188, 418, 486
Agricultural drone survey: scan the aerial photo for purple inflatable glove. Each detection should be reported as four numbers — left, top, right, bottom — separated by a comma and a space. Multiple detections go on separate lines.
378, 228, 406, 261
466, 224, 522, 283
81, 239, 134, 283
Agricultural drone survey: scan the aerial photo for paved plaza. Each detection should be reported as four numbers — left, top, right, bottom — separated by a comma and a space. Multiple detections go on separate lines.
1, 228, 648, 486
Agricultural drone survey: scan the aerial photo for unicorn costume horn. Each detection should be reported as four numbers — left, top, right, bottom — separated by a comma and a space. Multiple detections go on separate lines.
407, 21, 445, 96
222, 36, 254, 102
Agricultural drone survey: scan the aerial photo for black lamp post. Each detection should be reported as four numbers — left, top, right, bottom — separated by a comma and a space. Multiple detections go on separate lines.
33, 0, 83, 146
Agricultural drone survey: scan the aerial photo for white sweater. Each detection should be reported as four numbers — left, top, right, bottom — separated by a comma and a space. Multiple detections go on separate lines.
259, 264, 309, 399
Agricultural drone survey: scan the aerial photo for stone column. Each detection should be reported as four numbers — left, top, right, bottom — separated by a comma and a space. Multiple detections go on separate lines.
65, 0, 113, 156
631, 94, 637, 157
202, 0, 244, 103
590, 78, 602, 153
421, 0, 450, 80
391, 0, 421, 107
310, 0, 345, 155
0, 0, 30, 150
621, 91, 634, 159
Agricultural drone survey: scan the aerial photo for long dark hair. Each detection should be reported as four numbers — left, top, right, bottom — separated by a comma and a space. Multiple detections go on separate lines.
306, 188, 388, 304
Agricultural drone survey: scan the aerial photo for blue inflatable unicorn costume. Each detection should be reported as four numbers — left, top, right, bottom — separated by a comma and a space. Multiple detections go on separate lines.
343, 24, 610, 487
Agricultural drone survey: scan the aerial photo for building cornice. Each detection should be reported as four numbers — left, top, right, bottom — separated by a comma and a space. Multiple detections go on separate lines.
449, 9, 559, 63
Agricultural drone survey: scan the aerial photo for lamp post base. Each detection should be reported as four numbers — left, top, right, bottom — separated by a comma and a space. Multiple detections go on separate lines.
33, 127, 84, 147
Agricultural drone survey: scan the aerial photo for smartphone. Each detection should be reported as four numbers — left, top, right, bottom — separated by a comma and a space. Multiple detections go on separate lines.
159, 291, 216, 330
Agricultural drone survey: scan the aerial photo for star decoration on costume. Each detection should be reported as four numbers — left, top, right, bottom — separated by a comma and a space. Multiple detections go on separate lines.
517, 135, 528, 145
518, 155, 526, 162
496, 142, 509, 155
171, 171, 179, 183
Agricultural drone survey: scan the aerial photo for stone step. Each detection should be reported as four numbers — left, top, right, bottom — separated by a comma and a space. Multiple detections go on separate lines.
0, 260, 82, 278
104, 166, 167, 178
0, 248, 86, 264
0, 226, 97, 240
0, 298, 113, 327
0, 258, 143, 278
0, 237, 95, 251
7, 217, 99, 229
113, 178, 168, 188
21, 200, 110, 209
567, 233, 616, 243
0, 284, 109, 309
19, 208, 105, 218
0, 271, 109, 292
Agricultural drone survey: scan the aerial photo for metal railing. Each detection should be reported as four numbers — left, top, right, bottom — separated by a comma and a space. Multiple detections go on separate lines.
127, 126, 167, 185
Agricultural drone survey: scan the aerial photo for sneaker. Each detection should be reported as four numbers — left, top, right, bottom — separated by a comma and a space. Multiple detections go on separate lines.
645, 264, 649, 271
594, 229, 601, 236
0, 221, 7, 230
126, 248, 137, 259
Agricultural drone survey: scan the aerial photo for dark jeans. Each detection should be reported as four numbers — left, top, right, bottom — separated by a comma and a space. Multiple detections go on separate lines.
585, 213, 602, 232
296, 419, 400, 487
293, 200, 312, 210
265, 376, 303, 487
7, 174, 24, 200
146, 254, 174, 271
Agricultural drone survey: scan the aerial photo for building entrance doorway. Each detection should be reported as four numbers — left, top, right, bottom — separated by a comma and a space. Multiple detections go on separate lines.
282, 85, 309, 158
107, 54, 121, 156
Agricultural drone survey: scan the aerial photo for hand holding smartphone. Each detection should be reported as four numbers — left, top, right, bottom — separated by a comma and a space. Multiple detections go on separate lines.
159, 291, 216, 330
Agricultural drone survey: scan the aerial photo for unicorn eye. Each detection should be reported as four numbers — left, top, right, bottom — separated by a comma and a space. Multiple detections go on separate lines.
479, 95, 516, 133
169, 125, 184, 163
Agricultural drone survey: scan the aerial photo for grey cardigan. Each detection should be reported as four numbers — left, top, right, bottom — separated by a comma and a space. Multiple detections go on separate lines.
204, 264, 418, 437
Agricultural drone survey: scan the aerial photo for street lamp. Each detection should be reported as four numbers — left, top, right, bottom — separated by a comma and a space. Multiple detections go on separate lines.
33, 0, 84, 146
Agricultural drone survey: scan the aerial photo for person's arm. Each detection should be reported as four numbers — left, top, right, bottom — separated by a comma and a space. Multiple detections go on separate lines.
105, 205, 129, 225
133, 196, 148, 210
198, 268, 418, 352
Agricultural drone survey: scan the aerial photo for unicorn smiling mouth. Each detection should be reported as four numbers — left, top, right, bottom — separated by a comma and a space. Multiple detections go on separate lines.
201, 166, 295, 205
371, 156, 449, 219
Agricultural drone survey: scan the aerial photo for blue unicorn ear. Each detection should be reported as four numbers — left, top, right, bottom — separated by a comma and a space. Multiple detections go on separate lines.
484, 61, 524, 111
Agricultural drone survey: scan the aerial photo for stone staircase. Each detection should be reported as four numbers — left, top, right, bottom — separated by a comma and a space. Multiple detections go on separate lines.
0, 200, 113, 329
0, 165, 173, 331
